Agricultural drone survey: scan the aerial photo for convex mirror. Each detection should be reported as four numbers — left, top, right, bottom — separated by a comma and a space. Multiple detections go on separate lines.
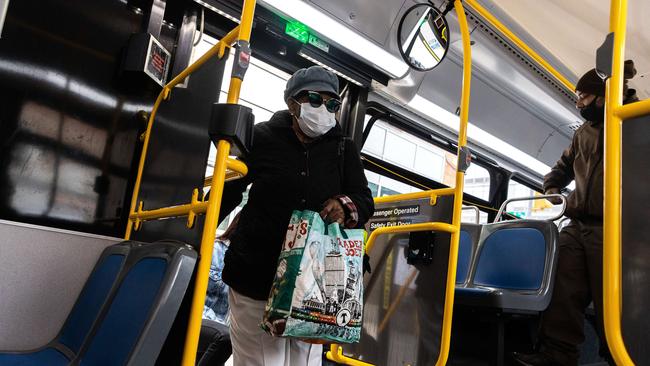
397, 3, 450, 71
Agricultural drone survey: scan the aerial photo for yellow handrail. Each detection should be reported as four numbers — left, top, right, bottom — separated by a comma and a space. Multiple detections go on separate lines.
366, 222, 458, 252
124, 24, 242, 240
180, 1, 257, 365
615, 98, 650, 120
373, 187, 456, 205
464, 0, 575, 92
327, 1, 472, 365
603, 0, 635, 364
130, 201, 208, 222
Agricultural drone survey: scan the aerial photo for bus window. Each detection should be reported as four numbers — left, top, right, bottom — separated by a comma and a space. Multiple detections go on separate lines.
362, 118, 491, 201
464, 164, 490, 202
507, 180, 564, 220
362, 119, 456, 186
365, 169, 421, 198
461, 208, 489, 224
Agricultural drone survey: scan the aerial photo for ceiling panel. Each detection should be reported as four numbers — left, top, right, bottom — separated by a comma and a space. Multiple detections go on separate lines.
308, 0, 407, 46
491, 0, 650, 97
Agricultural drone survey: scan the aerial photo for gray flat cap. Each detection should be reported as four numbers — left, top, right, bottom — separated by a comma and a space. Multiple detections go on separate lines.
284, 66, 339, 101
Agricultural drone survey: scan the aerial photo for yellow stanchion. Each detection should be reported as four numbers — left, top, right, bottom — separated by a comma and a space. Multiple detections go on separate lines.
178, 0, 257, 363
326, 1, 472, 365
603, 0, 635, 364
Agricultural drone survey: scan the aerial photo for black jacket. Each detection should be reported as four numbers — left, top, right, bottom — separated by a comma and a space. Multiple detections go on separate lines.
219, 110, 374, 300
543, 89, 638, 220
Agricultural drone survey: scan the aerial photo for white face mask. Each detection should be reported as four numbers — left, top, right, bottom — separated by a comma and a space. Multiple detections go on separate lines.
295, 102, 336, 138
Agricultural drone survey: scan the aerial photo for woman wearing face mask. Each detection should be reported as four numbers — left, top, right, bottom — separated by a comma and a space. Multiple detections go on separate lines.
218, 66, 374, 366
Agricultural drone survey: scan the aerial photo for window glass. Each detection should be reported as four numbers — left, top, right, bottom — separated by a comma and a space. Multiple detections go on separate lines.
461, 207, 489, 224
384, 132, 416, 167
414, 147, 444, 181
506, 180, 564, 220
364, 170, 421, 198
362, 119, 457, 188
364, 126, 386, 157
464, 164, 491, 201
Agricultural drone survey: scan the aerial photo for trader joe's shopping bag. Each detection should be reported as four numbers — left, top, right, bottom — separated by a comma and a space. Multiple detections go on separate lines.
262, 210, 365, 343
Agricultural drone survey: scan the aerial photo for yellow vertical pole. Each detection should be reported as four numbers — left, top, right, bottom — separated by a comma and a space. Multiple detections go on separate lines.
435, 1, 471, 365
603, 0, 634, 364
180, 1, 256, 365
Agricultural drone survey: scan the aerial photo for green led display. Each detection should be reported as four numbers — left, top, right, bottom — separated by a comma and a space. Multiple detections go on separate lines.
285, 21, 309, 43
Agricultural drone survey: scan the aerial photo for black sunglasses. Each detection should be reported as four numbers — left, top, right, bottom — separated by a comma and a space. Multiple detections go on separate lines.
298, 91, 342, 113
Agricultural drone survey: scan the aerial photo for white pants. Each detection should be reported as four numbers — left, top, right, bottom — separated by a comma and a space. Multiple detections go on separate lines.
228, 289, 323, 366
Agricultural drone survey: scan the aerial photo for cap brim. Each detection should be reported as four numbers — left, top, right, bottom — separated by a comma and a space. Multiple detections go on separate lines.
289, 80, 339, 99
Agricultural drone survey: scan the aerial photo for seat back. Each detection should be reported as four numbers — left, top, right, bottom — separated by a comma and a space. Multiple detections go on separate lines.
78, 240, 196, 366
456, 224, 481, 286
473, 220, 558, 297
473, 227, 546, 290
57, 242, 130, 353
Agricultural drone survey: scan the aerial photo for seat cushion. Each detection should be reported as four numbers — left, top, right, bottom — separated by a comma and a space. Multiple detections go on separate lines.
455, 286, 510, 309
0, 348, 69, 366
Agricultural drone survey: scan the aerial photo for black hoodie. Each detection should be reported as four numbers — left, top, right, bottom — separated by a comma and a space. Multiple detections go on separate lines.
219, 110, 374, 300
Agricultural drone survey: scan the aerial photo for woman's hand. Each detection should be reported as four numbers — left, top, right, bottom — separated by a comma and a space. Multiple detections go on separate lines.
320, 198, 345, 224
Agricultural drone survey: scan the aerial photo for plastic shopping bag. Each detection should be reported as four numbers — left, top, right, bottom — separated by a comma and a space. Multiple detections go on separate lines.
262, 210, 365, 343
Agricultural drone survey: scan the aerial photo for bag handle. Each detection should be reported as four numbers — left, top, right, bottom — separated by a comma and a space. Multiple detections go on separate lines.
323, 221, 349, 240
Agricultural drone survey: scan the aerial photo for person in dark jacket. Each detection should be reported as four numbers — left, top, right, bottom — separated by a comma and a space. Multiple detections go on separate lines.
513, 61, 638, 366
218, 66, 374, 366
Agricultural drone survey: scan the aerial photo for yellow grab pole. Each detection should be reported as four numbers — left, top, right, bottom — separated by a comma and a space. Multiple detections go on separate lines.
435, 2, 471, 365
180, 1, 256, 365
603, 0, 635, 364
180, 140, 233, 366
464, 0, 575, 92
125, 90, 167, 240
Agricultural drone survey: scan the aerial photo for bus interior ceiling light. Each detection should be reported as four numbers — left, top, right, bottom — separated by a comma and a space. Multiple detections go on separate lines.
297, 48, 367, 87
259, 0, 409, 79
193, 0, 241, 23
408, 95, 551, 177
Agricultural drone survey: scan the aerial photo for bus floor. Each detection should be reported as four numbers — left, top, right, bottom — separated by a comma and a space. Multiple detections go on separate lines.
447, 307, 609, 366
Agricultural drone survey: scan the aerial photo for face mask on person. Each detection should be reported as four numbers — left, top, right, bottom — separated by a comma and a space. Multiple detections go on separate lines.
579, 101, 605, 124
295, 102, 336, 138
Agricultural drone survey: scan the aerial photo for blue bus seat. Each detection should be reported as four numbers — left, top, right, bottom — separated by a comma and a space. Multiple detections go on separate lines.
0, 242, 131, 366
456, 224, 481, 286
455, 220, 559, 312
0, 240, 197, 366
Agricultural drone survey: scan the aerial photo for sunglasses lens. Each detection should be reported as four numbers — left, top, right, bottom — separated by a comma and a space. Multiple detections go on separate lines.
307, 92, 323, 108
325, 99, 341, 113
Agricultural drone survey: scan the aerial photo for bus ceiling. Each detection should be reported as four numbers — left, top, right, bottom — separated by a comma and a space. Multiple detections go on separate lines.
193, 0, 639, 176
235, 0, 578, 172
